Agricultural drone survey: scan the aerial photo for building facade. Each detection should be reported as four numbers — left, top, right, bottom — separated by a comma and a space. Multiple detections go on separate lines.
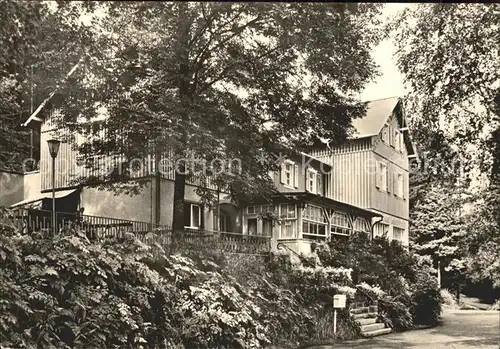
8, 96, 416, 254
311, 97, 416, 245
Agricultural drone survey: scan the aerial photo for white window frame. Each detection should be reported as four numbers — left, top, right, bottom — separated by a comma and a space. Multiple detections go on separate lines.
378, 161, 388, 192
306, 167, 317, 193
353, 217, 370, 234
397, 172, 404, 198
281, 160, 297, 189
302, 204, 327, 238
185, 203, 201, 229
393, 226, 404, 241
330, 211, 351, 236
373, 222, 390, 238
279, 203, 297, 238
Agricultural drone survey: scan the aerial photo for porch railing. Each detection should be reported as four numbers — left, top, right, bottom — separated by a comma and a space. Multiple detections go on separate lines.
137, 228, 271, 255
10, 208, 270, 254
12, 208, 151, 236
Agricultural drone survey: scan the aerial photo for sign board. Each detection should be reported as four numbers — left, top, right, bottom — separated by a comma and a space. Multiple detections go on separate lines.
333, 294, 346, 308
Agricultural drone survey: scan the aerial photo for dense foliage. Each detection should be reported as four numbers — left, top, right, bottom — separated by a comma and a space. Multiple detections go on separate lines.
0, 209, 363, 348
392, 3, 500, 290
0, 1, 101, 171
317, 233, 443, 331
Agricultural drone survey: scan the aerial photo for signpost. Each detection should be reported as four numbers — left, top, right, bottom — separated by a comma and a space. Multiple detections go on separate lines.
333, 294, 346, 334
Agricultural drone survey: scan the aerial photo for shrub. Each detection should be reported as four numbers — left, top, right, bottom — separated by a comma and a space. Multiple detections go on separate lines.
0, 209, 360, 348
317, 232, 443, 331
410, 261, 443, 326
440, 289, 459, 309
378, 295, 414, 331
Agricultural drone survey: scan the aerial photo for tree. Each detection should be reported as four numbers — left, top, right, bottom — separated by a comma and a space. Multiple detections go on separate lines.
393, 3, 500, 292
0, 0, 103, 171
50, 3, 384, 240
410, 180, 469, 297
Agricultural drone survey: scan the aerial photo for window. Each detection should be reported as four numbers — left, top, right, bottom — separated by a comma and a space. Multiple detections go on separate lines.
184, 203, 202, 229
280, 160, 298, 188
247, 218, 258, 235
331, 211, 351, 236
376, 161, 388, 192
247, 205, 276, 215
302, 205, 327, 239
381, 125, 389, 143
280, 204, 296, 219
279, 203, 296, 238
353, 218, 370, 234
373, 223, 389, 238
316, 173, 323, 196
394, 130, 401, 151
284, 162, 293, 186
306, 168, 317, 193
397, 172, 404, 197
390, 126, 397, 148
393, 227, 404, 241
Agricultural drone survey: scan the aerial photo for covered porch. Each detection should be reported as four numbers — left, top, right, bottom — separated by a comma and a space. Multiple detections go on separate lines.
242, 192, 382, 255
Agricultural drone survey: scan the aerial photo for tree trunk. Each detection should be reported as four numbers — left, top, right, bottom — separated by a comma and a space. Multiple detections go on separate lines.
170, 2, 192, 254
171, 162, 186, 254
437, 259, 441, 289
154, 147, 161, 227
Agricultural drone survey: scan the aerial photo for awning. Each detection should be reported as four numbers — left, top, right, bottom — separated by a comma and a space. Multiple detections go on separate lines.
10, 189, 77, 208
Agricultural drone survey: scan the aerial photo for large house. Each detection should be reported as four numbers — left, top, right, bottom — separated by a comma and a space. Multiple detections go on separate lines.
312, 97, 417, 246
6, 96, 416, 254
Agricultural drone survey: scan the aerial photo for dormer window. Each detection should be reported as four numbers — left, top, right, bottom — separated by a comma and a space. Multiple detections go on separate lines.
395, 130, 401, 151
381, 124, 390, 143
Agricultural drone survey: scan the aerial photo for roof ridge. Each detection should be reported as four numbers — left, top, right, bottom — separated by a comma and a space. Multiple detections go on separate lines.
362, 96, 400, 103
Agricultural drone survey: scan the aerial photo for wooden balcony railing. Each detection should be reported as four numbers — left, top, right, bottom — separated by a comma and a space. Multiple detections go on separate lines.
10, 209, 270, 255
136, 228, 271, 255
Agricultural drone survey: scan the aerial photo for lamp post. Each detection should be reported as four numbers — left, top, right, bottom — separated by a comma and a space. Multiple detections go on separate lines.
47, 139, 61, 234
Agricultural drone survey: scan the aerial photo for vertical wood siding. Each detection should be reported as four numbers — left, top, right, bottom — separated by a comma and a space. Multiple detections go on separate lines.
311, 139, 372, 207
330, 149, 372, 208
40, 110, 219, 191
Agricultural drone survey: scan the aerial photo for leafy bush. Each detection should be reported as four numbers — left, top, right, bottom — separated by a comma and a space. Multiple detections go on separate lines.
0, 209, 359, 348
317, 233, 443, 331
410, 261, 443, 326
440, 289, 459, 309
378, 295, 414, 331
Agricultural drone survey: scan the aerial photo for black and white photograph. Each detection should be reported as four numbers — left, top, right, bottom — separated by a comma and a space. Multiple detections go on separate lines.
0, 2, 499, 348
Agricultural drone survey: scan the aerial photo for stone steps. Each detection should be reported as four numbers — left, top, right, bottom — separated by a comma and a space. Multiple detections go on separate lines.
350, 305, 392, 338
362, 327, 392, 337
361, 322, 386, 333
352, 311, 378, 320
357, 317, 378, 326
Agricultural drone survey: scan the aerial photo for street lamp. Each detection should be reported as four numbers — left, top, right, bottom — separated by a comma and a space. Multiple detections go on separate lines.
47, 139, 60, 234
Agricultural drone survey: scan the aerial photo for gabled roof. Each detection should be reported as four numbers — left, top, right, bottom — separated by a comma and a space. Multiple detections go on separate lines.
23, 58, 84, 127
350, 96, 417, 158
351, 96, 400, 139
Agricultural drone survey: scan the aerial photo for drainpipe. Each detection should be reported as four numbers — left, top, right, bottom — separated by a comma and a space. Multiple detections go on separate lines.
370, 216, 383, 240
